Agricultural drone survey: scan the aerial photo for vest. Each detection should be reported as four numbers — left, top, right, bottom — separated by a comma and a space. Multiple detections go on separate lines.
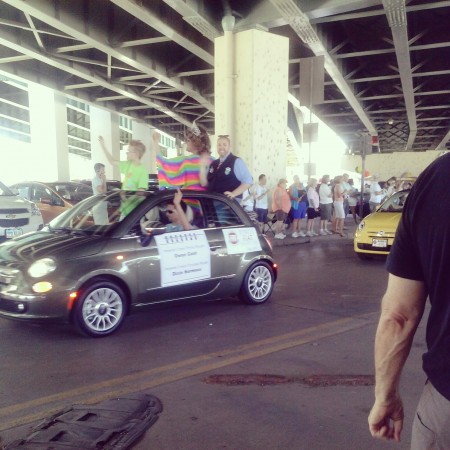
207, 153, 241, 196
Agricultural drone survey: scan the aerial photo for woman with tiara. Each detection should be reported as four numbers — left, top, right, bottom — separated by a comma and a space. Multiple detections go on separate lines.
151, 123, 212, 191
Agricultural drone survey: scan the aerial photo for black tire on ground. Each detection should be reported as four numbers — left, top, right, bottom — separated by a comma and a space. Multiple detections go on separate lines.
73, 280, 127, 337
239, 261, 274, 305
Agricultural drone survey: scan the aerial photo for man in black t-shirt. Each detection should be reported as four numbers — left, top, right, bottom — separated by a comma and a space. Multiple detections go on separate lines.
368, 153, 450, 448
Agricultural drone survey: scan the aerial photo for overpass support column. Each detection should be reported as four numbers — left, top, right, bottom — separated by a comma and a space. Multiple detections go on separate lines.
90, 107, 120, 180
28, 86, 69, 181
214, 29, 289, 184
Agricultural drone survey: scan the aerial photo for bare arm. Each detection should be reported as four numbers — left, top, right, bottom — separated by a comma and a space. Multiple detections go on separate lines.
368, 274, 427, 442
95, 173, 106, 194
173, 189, 191, 231
98, 136, 119, 167
224, 183, 251, 200
151, 131, 162, 155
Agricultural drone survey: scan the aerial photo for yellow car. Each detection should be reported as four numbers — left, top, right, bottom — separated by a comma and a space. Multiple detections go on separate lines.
354, 190, 410, 259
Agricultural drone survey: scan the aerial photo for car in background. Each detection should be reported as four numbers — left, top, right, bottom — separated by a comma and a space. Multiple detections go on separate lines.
0, 181, 43, 243
0, 189, 277, 337
10, 181, 93, 223
77, 179, 122, 192
354, 189, 410, 259
78, 174, 158, 192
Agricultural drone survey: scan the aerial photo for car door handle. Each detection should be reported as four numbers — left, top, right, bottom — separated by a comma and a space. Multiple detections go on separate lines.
209, 245, 221, 251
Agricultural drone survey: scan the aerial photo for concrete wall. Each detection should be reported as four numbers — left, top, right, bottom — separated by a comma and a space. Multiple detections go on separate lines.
341, 151, 446, 179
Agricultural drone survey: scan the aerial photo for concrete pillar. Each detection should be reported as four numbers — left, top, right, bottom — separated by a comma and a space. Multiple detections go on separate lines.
90, 107, 120, 180
28, 85, 69, 181
214, 29, 289, 187
131, 120, 156, 174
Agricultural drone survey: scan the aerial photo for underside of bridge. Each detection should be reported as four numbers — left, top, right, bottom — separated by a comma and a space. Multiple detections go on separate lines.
0, 0, 449, 153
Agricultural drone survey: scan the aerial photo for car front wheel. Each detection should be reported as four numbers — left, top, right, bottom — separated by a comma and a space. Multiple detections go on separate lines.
74, 280, 126, 337
239, 261, 274, 305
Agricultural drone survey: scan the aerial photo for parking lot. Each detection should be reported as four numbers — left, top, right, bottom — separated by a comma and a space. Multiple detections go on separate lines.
0, 220, 426, 449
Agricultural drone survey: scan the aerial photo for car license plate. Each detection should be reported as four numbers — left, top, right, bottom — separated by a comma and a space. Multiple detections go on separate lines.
372, 238, 387, 248
5, 228, 23, 239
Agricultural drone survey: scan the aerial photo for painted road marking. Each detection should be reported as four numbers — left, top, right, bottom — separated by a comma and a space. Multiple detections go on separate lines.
0, 313, 378, 431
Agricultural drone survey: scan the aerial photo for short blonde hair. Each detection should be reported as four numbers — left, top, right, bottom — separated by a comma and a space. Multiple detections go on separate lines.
128, 140, 146, 159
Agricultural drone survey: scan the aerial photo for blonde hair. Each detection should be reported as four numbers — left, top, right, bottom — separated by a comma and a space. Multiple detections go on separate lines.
128, 140, 146, 159
307, 178, 317, 188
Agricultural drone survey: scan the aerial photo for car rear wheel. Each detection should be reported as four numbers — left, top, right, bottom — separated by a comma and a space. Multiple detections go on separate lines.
239, 261, 274, 305
74, 280, 126, 337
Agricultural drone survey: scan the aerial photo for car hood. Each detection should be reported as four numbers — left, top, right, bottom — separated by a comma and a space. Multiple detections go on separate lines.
363, 211, 402, 231
0, 195, 32, 210
0, 230, 106, 265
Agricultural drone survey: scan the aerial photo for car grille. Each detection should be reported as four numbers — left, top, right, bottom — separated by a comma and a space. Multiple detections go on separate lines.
357, 243, 392, 252
0, 208, 29, 214
0, 218, 29, 227
0, 266, 20, 286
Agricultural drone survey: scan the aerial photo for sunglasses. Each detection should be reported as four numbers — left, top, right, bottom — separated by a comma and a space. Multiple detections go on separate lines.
218, 134, 229, 138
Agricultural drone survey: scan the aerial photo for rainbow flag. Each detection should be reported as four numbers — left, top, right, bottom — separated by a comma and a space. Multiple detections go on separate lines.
156, 154, 212, 190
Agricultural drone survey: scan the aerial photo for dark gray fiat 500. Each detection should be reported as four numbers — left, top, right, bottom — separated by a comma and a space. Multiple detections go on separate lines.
0, 190, 277, 337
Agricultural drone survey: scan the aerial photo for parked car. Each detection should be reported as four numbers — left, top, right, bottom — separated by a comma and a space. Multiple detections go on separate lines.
0, 181, 44, 243
0, 189, 277, 337
353, 189, 410, 259
78, 174, 158, 192
77, 179, 122, 192
10, 181, 94, 223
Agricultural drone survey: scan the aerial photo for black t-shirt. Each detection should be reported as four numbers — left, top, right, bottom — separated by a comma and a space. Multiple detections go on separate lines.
386, 153, 450, 400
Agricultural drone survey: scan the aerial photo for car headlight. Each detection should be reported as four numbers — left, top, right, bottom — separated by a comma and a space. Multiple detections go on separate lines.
358, 221, 365, 231
30, 202, 42, 216
28, 258, 56, 278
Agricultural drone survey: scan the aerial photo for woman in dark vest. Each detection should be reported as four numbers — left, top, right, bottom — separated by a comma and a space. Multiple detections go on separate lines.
204, 135, 253, 200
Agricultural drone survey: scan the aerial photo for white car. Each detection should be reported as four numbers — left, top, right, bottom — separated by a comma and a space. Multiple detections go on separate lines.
0, 181, 43, 243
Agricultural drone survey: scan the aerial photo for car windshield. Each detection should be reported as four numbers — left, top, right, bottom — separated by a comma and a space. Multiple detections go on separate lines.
48, 190, 147, 234
378, 190, 410, 213
0, 181, 15, 196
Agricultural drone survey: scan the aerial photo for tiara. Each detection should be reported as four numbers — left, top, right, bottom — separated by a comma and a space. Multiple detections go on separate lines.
191, 122, 201, 137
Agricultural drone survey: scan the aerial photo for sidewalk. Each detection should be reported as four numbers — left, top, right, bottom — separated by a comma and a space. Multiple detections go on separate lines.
266, 216, 359, 246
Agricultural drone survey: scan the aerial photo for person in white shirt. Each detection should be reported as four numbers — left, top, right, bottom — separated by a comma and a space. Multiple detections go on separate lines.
254, 174, 269, 233
318, 175, 333, 235
369, 176, 384, 212
92, 163, 109, 225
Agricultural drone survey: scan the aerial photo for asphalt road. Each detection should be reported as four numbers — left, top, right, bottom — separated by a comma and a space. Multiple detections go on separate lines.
0, 226, 427, 449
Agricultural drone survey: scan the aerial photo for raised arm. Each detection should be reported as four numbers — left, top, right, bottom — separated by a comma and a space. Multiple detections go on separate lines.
173, 189, 191, 231
98, 136, 119, 167
151, 131, 162, 155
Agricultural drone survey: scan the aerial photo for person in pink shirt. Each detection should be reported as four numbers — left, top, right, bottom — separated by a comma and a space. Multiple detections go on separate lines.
271, 179, 291, 239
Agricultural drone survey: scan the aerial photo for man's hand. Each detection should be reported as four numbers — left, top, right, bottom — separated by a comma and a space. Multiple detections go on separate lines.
368, 396, 404, 442
224, 191, 234, 199
152, 131, 161, 144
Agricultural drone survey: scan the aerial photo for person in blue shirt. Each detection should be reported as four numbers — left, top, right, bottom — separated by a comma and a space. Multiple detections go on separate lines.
203, 135, 253, 200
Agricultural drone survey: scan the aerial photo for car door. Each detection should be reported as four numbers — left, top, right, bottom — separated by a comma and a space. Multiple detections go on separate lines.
30, 183, 67, 223
134, 197, 220, 305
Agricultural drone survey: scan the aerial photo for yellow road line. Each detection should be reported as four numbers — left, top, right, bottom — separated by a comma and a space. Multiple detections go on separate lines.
0, 313, 378, 431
